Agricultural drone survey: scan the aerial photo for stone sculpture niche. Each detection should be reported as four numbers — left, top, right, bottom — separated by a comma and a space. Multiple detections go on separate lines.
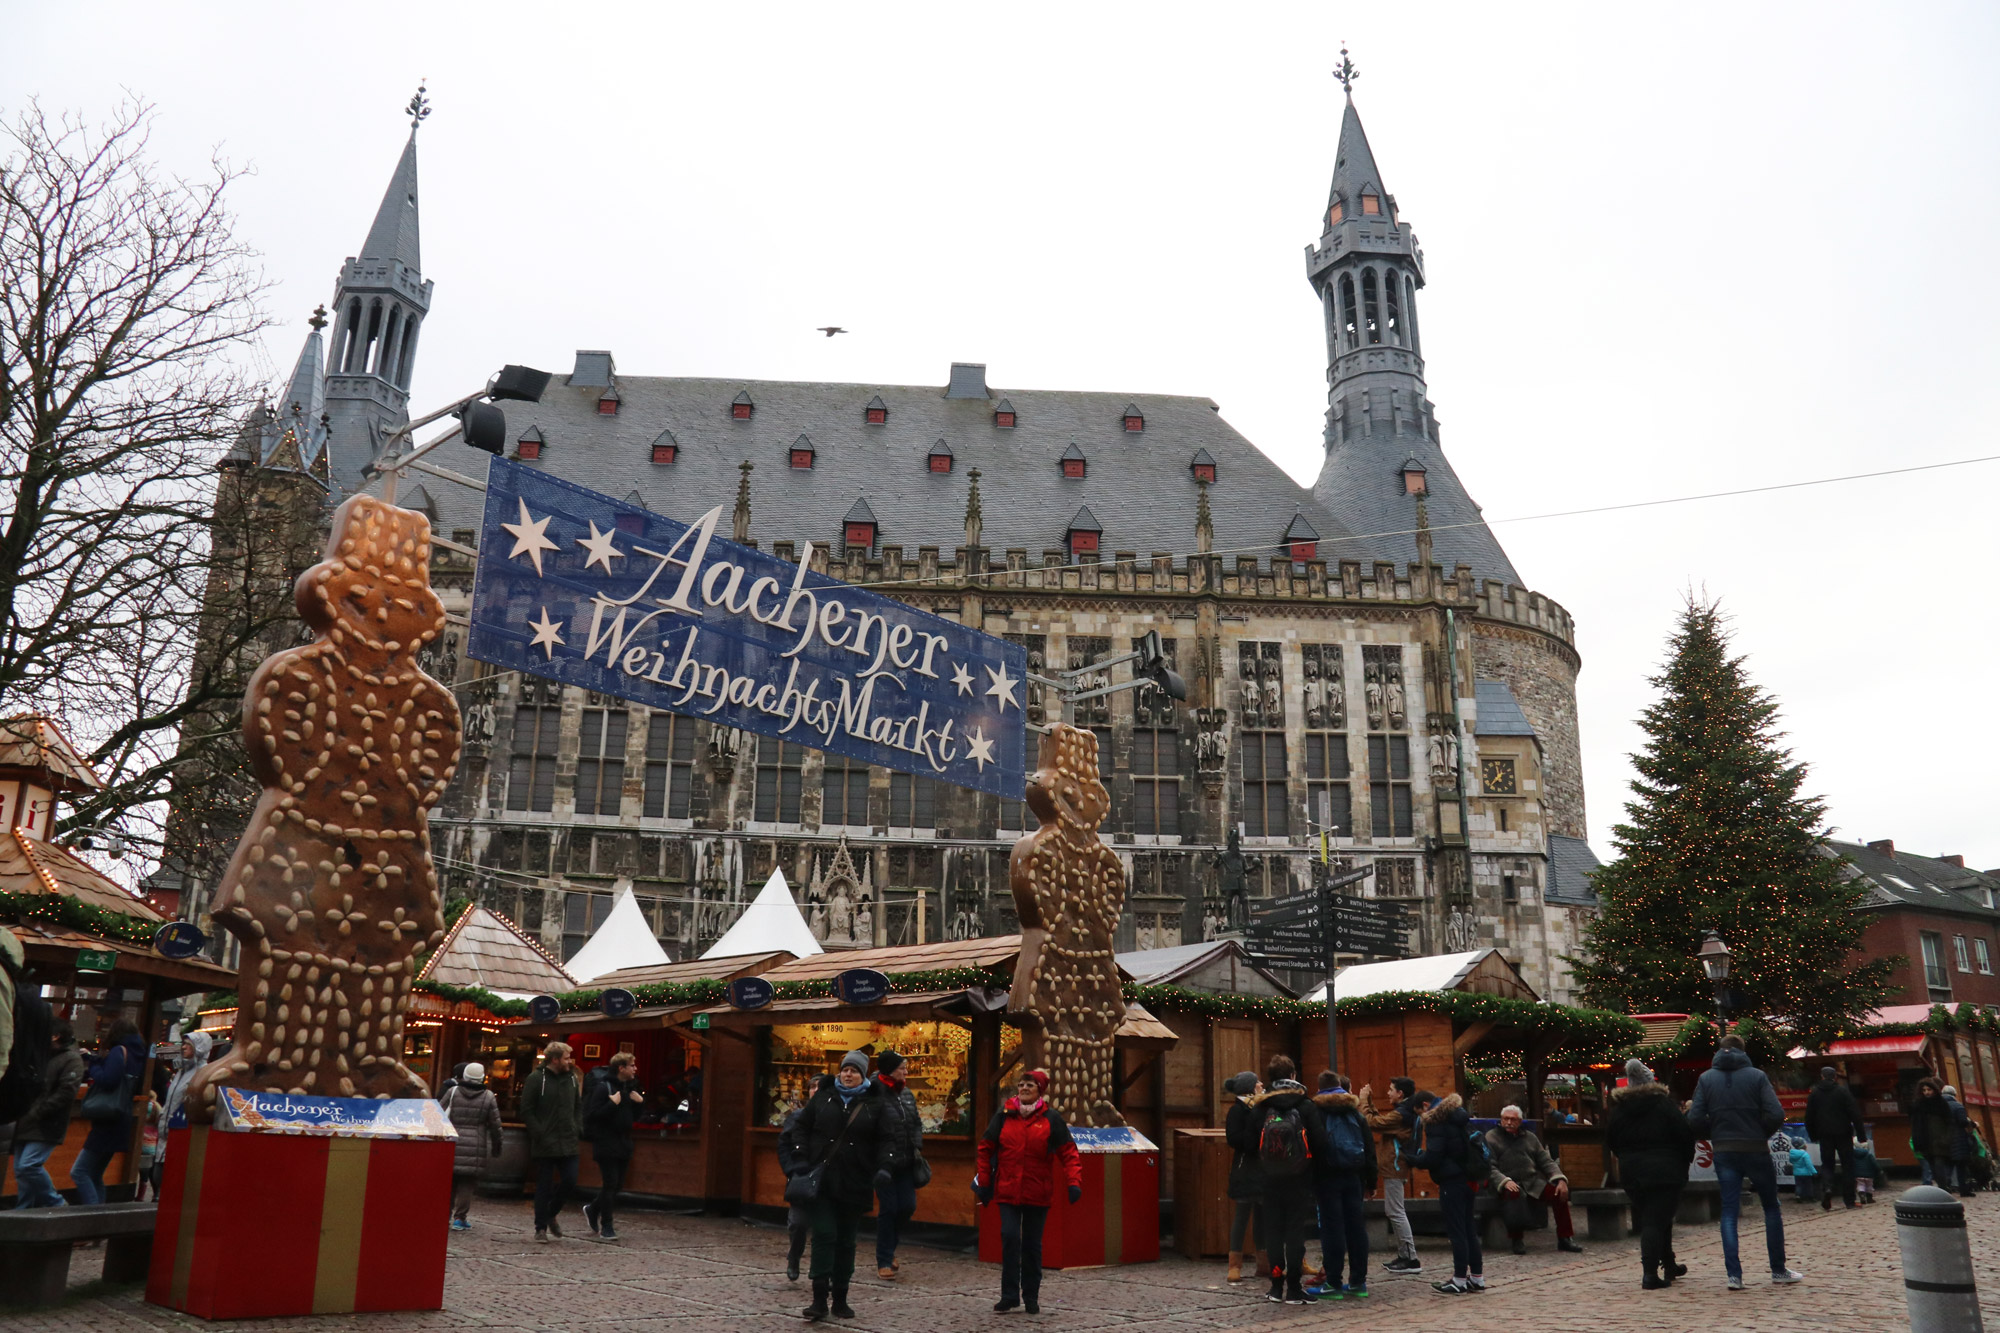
186, 495, 463, 1117
1007, 724, 1127, 1128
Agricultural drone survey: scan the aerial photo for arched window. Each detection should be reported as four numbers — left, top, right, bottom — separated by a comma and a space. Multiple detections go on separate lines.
342, 299, 364, 373
1403, 275, 1421, 354
1383, 268, 1401, 345
1362, 269, 1381, 345
364, 299, 385, 374
396, 316, 420, 387
1338, 274, 1359, 351
379, 308, 402, 378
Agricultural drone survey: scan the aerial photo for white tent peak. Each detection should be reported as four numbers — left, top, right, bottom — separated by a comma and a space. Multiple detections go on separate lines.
564, 882, 671, 983
702, 868, 823, 960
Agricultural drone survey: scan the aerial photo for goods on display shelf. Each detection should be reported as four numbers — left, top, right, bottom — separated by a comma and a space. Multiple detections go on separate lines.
758, 1019, 1019, 1135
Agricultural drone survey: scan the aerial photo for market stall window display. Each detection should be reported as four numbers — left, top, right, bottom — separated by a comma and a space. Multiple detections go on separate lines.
758, 1020, 1017, 1135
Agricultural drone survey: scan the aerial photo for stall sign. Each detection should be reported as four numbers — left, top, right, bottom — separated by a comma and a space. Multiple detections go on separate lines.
75, 948, 118, 974
835, 969, 892, 1005
152, 921, 208, 959
599, 987, 637, 1019
529, 994, 562, 1024
692, 1013, 711, 1031
212, 1087, 458, 1139
729, 977, 775, 1010
467, 458, 1028, 798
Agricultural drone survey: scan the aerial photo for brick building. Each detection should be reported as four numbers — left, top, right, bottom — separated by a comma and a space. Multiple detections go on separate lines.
1832, 838, 2000, 1008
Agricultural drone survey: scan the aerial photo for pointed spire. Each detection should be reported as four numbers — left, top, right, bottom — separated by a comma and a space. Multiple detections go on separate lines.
733, 460, 753, 543
360, 122, 423, 271
963, 467, 983, 550
1328, 78, 1387, 219
280, 314, 326, 433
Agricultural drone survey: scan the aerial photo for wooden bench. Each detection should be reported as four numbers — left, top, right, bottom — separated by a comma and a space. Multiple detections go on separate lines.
0, 1203, 156, 1308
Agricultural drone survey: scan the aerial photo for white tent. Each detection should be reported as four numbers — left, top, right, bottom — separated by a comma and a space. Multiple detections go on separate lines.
701, 868, 823, 960
564, 883, 671, 983
1301, 949, 1495, 1004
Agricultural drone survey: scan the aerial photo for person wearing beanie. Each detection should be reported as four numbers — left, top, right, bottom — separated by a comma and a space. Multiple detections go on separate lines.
1308, 1071, 1377, 1298
1222, 1070, 1266, 1283
871, 1049, 927, 1280
1605, 1057, 1695, 1288
443, 1062, 503, 1232
779, 1050, 892, 1321
1803, 1065, 1865, 1210
975, 1070, 1081, 1314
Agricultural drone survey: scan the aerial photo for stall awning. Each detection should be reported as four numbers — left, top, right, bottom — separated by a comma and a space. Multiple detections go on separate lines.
699, 990, 989, 1028
10, 919, 235, 993
1799, 1035, 1929, 1059
512, 1004, 705, 1037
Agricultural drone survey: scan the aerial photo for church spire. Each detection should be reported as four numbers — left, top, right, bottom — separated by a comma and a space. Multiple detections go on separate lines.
359, 127, 423, 271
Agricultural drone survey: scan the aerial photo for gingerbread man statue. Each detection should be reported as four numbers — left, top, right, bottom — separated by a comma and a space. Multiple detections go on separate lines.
1006, 724, 1127, 1127
187, 495, 462, 1116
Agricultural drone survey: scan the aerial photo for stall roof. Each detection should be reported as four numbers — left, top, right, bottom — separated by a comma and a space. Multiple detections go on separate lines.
1116, 1002, 1179, 1049
702, 868, 823, 960
757, 934, 1022, 983
564, 885, 672, 983
0, 715, 105, 791
590, 952, 793, 990
1115, 939, 1293, 997
418, 905, 575, 1000
1807, 1035, 1930, 1058
2, 827, 161, 919
9, 917, 233, 993
1302, 948, 1535, 1003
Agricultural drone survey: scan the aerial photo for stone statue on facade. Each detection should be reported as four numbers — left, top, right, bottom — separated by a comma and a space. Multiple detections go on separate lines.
1385, 665, 1407, 729
1211, 826, 1249, 931
1364, 663, 1384, 730
1429, 728, 1459, 787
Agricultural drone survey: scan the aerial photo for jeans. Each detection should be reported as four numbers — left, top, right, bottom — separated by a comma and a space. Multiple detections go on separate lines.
875, 1170, 917, 1268
1714, 1150, 1786, 1280
998, 1203, 1047, 1305
1793, 1174, 1819, 1202
1623, 1182, 1682, 1278
1261, 1181, 1313, 1285
11, 1142, 65, 1209
1819, 1138, 1857, 1205
451, 1174, 476, 1222
1313, 1173, 1368, 1288
71, 1147, 113, 1206
806, 1196, 860, 1284
532, 1155, 579, 1232
592, 1154, 629, 1232
1381, 1176, 1417, 1260
1438, 1179, 1482, 1279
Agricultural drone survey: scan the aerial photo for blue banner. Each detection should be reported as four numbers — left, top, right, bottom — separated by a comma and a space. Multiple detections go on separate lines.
468, 458, 1027, 798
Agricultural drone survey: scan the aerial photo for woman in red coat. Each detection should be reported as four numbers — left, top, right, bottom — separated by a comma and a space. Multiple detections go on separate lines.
974, 1070, 1084, 1314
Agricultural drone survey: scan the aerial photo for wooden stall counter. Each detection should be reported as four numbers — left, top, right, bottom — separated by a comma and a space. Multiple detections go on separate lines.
577, 1127, 708, 1201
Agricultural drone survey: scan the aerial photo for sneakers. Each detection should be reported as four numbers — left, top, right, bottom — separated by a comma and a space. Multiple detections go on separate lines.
599, 1227, 618, 1242
547, 1218, 564, 1239
449, 1218, 470, 1232
1510, 1237, 1527, 1255
534, 1229, 549, 1244
1384, 1255, 1424, 1275
994, 1299, 1019, 1313
582, 1203, 599, 1236
1282, 1285, 1317, 1305
1557, 1237, 1585, 1254
1341, 1284, 1369, 1298
1771, 1268, 1804, 1285
1266, 1273, 1285, 1303
1467, 1278, 1487, 1293
1432, 1278, 1470, 1295
1726, 1275, 1744, 1291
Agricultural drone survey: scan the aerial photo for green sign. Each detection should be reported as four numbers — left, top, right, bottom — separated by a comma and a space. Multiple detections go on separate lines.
691, 1013, 710, 1031
75, 949, 118, 974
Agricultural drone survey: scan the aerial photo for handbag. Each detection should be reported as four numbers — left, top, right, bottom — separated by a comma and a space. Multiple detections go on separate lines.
912, 1152, 933, 1189
81, 1068, 134, 1125
785, 1097, 866, 1206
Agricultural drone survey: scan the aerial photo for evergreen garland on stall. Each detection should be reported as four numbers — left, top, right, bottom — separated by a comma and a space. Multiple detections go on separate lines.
0, 889, 160, 944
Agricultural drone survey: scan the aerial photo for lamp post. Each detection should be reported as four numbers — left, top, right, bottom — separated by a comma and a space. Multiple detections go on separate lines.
1698, 929, 1736, 1030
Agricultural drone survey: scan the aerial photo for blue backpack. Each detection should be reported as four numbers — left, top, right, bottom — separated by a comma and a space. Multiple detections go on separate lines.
1326, 1109, 1369, 1172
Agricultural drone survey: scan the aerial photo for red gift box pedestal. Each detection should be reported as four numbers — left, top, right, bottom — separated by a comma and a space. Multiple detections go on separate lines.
146, 1124, 453, 1318
979, 1128, 1159, 1268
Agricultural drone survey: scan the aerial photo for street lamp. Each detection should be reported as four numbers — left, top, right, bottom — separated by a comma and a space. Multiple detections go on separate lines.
1698, 929, 1738, 1028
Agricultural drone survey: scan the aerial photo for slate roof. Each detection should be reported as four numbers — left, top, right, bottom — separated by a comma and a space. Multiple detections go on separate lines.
1473, 680, 1536, 737
357, 373, 1361, 564
1546, 835, 1602, 904
1313, 435, 1521, 586
1328, 95, 1388, 215
359, 132, 422, 272
1827, 840, 2000, 920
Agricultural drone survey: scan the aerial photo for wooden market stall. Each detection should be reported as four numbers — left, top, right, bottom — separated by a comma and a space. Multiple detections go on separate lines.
413, 905, 578, 1107
1792, 1003, 2000, 1169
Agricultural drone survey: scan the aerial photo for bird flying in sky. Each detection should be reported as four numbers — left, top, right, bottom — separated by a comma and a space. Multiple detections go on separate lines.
817, 326, 848, 337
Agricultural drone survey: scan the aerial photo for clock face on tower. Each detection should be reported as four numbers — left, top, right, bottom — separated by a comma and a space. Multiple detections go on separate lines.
1481, 758, 1517, 796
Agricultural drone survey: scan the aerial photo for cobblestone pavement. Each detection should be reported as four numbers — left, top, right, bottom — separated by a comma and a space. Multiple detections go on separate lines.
18, 1190, 2000, 1333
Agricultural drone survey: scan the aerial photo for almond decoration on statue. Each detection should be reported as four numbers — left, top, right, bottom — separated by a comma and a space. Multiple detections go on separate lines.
187, 495, 463, 1117
1007, 724, 1127, 1128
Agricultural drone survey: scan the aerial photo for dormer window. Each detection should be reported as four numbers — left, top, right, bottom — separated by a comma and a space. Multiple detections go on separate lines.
790, 434, 815, 469
516, 425, 544, 461
928, 440, 953, 473
1066, 504, 1102, 560
864, 395, 888, 426
993, 398, 1017, 429
1328, 200, 1344, 226
1361, 192, 1381, 216
842, 498, 878, 553
1400, 455, 1428, 495
1060, 442, 1086, 479
731, 389, 754, 421
1281, 512, 1320, 562
597, 388, 621, 416
650, 429, 677, 465
1190, 448, 1217, 484
1122, 403, 1144, 432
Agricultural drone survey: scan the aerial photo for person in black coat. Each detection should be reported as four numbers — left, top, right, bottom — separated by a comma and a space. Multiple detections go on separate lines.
581, 1053, 646, 1240
1220, 1071, 1265, 1282
1803, 1065, 1866, 1210
1605, 1059, 1697, 1290
777, 1051, 894, 1323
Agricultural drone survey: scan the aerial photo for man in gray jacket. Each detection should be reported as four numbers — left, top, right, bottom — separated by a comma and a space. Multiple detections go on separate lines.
1485, 1106, 1581, 1254
1688, 1036, 1802, 1289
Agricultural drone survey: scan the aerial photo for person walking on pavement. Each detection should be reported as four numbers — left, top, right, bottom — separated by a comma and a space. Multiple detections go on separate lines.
1221, 1071, 1266, 1283
1688, 1034, 1802, 1289
1247, 1056, 1328, 1306
1803, 1065, 1865, 1210
521, 1041, 583, 1242
777, 1105, 812, 1282
1942, 1086, 1979, 1198
1309, 1071, 1376, 1298
1485, 1104, 1582, 1255
1911, 1078, 1975, 1198
443, 1063, 503, 1231
974, 1070, 1082, 1315
582, 1052, 644, 1240
780, 1050, 893, 1322
12, 1021, 84, 1208
872, 1049, 925, 1280
72, 1019, 145, 1205
1605, 1058, 1695, 1290
1418, 1091, 1486, 1295
1359, 1076, 1423, 1274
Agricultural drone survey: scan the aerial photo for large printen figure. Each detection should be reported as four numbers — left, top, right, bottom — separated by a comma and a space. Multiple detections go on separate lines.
187, 495, 462, 1117
1007, 724, 1127, 1127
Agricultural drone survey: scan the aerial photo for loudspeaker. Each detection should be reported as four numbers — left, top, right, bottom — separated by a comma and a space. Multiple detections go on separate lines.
457, 400, 507, 455
487, 364, 552, 403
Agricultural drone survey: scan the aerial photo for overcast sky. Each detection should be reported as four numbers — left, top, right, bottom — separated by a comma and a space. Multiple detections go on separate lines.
11, 2, 1999, 868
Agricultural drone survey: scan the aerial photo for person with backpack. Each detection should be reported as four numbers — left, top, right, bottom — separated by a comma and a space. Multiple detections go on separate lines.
1484, 1104, 1580, 1255
73, 1019, 145, 1205
872, 1049, 926, 1281
11, 1019, 80, 1209
1246, 1055, 1326, 1306
1605, 1058, 1695, 1290
1803, 1065, 1865, 1210
581, 1052, 645, 1240
974, 1069, 1082, 1315
1687, 1034, 1802, 1289
1415, 1091, 1486, 1294
444, 1063, 504, 1231
1308, 1071, 1376, 1298
779, 1050, 893, 1323
1358, 1077, 1423, 1274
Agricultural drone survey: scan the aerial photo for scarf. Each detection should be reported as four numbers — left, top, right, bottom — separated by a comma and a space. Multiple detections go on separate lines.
833, 1076, 871, 1107
1014, 1097, 1045, 1117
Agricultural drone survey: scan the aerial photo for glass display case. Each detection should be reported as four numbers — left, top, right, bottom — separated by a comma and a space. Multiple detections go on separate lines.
757, 1018, 1015, 1135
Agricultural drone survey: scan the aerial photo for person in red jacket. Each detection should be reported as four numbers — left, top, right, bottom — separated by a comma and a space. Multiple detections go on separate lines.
974, 1070, 1084, 1315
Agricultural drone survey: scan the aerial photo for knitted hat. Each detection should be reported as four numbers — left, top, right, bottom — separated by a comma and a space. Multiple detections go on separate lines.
877, 1050, 905, 1077
1230, 1069, 1258, 1096
1024, 1069, 1050, 1094
462, 1063, 486, 1084
1944, 1085, 1959, 1098
840, 1050, 870, 1076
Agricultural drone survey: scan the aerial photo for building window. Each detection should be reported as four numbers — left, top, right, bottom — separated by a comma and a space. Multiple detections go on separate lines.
1193, 462, 1215, 483
1955, 934, 1972, 973
844, 522, 875, 550
1123, 411, 1144, 432
1133, 728, 1180, 837
1068, 529, 1098, 557
1502, 873, 1518, 904
929, 453, 952, 473
1304, 733, 1352, 837
1328, 200, 1344, 226
731, 392, 753, 420
597, 395, 619, 416
1239, 732, 1289, 837
1362, 267, 1381, 344
1368, 734, 1413, 838
562, 890, 611, 962
755, 739, 806, 823
1062, 458, 1085, 479
1922, 931, 1951, 1000
642, 712, 695, 819
821, 754, 870, 828
652, 443, 677, 464
1384, 266, 1402, 344
994, 409, 1016, 428
791, 448, 814, 469
1361, 192, 1381, 215
866, 408, 887, 425
1289, 540, 1316, 561
998, 795, 1039, 833
574, 703, 628, 817
506, 689, 562, 813
1977, 938, 1993, 974
1338, 273, 1359, 350
516, 436, 542, 461
889, 772, 936, 831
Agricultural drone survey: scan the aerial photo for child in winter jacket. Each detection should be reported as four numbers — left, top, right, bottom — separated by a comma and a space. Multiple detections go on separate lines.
1787, 1139, 1819, 1203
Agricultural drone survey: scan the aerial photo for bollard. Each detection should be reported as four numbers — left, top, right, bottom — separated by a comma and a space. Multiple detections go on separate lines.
1896, 1185, 1983, 1332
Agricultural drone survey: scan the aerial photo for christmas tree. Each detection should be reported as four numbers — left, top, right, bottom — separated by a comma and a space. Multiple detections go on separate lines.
1567, 599, 1895, 1051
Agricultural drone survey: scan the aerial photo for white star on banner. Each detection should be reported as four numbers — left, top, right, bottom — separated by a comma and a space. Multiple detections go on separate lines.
575, 521, 625, 572
965, 726, 996, 772
527, 606, 565, 659
951, 662, 975, 697
984, 662, 1019, 713
501, 498, 560, 576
